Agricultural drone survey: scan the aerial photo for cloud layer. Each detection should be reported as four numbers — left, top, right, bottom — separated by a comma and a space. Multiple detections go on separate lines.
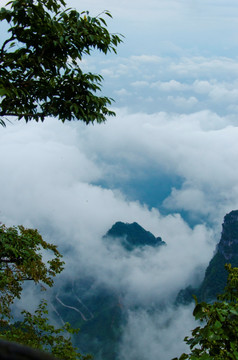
81, 55, 238, 117
0, 116, 217, 359
1, 3, 238, 353
1, 52, 238, 357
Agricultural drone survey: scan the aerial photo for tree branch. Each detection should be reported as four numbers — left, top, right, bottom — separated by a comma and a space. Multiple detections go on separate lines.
0, 36, 16, 60
0, 258, 23, 264
0, 112, 46, 118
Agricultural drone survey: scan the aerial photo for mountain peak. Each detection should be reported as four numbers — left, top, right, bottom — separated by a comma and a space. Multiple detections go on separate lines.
103, 221, 165, 251
223, 210, 238, 224
219, 210, 238, 260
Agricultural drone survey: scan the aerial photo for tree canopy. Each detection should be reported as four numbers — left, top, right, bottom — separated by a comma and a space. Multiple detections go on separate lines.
0, 224, 64, 322
0, 0, 122, 126
0, 300, 91, 360
173, 264, 238, 360
0, 223, 90, 359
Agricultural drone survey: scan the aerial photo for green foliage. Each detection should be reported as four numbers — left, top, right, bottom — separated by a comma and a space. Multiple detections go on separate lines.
0, 0, 122, 125
0, 300, 91, 360
0, 223, 64, 321
0, 224, 90, 359
173, 264, 238, 360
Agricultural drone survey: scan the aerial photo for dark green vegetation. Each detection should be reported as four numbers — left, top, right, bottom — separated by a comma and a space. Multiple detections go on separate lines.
1, 301, 91, 360
173, 264, 238, 360
0, 224, 64, 322
0, 0, 122, 126
177, 210, 238, 304
0, 224, 89, 359
104, 221, 165, 251
52, 279, 124, 360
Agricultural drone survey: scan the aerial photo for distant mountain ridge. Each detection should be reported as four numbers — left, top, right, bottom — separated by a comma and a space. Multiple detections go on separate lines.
103, 221, 165, 251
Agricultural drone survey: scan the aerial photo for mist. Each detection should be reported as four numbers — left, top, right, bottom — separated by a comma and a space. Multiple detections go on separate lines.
1, 106, 232, 359
119, 304, 196, 360
1, 0, 238, 356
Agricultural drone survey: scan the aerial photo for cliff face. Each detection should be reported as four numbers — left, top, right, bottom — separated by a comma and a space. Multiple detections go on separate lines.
177, 210, 238, 304
103, 221, 165, 251
218, 210, 238, 260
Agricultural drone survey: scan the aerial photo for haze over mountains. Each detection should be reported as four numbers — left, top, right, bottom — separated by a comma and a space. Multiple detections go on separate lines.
1, 0, 238, 359
48, 212, 237, 360
0, 115, 236, 359
51, 221, 167, 359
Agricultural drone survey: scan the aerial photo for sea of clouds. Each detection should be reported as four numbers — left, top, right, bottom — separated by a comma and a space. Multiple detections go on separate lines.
1, 46, 238, 359
1, 112, 238, 358
0, 116, 215, 359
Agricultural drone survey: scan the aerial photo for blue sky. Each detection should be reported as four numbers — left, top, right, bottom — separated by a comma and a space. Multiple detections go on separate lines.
70, 0, 238, 226
1, 0, 238, 359
74, 0, 238, 57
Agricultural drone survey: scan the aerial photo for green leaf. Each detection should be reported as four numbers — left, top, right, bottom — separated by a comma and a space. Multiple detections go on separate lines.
0, 88, 7, 96
0, 0, 122, 126
214, 320, 222, 329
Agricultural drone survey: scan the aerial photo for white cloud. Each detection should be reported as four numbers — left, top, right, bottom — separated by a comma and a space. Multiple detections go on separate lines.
66, 108, 238, 225
169, 57, 238, 78
66, 0, 238, 58
1, 0, 238, 357
115, 88, 131, 96
131, 81, 150, 88
130, 55, 162, 63
1, 63, 237, 358
119, 304, 197, 360
192, 80, 214, 94
163, 187, 213, 215
152, 80, 189, 92
0, 119, 216, 298
167, 95, 198, 109
76, 213, 214, 306
1, 107, 235, 246
193, 79, 238, 103
82, 55, 238, 116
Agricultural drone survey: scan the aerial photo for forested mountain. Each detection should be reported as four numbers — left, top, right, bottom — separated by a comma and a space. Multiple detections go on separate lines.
51, 278, 123, 359
177, 210, 238, 304
104, 221, 165, 250
50, 222, 165, 359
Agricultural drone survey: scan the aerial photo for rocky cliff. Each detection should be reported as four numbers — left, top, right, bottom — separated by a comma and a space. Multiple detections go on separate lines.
177, 209, 238, 304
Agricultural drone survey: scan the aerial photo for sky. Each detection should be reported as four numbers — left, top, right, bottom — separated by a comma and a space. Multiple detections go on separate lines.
1, 0, 238, 359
